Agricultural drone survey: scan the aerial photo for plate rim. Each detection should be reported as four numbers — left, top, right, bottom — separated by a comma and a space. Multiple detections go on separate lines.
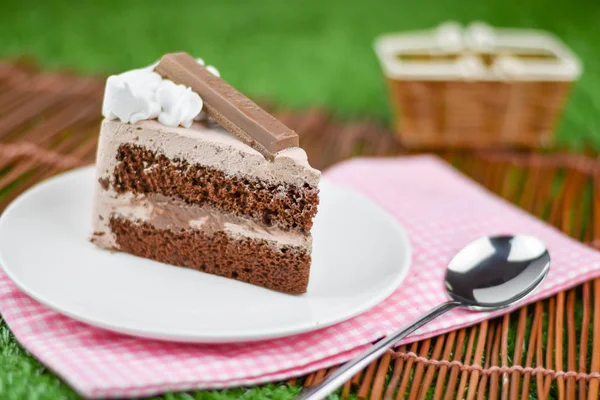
0, 166, 412, 343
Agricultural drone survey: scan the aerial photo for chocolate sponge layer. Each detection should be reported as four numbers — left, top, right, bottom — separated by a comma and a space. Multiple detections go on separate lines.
112, 144, 319, 233
109, 217, 311, 294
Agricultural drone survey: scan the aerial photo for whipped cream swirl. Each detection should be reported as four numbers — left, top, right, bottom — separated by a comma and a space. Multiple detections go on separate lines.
102, 58, 219, 128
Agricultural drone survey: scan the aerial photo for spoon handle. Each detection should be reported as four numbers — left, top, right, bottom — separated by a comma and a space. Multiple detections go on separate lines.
296, 301, 460, 400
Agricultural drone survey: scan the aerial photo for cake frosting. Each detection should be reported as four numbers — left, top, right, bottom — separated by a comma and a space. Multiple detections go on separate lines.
102, 58, 219, 128
97, 119, 320, 188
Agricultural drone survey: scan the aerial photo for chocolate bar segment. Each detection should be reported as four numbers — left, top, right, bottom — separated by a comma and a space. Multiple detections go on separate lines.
154, 52, 299, 160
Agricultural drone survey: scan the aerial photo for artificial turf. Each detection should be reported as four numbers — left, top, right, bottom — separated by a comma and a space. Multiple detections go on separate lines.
1, 0, 599, 399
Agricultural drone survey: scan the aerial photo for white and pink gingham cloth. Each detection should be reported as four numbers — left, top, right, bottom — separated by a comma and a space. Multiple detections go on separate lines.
2, 155, 600, 398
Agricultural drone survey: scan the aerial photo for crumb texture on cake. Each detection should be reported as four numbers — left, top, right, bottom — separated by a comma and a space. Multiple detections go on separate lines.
109, 217, 311, 294
112, 143, 319, 233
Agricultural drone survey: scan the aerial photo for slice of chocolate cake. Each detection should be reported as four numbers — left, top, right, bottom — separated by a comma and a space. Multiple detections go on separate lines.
91, 54, 320, 294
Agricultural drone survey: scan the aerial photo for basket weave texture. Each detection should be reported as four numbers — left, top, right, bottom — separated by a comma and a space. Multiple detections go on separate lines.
375, 22, 581, 150
388, 79, 571, 149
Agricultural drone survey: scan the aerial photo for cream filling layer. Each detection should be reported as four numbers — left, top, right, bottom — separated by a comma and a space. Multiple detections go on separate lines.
92, 191, 312, 250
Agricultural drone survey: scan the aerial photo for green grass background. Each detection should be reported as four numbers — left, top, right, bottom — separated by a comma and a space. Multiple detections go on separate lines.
1, 0, 599, 398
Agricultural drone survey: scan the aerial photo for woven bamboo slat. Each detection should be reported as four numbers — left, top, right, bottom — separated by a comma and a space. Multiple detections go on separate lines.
1, 61, 600, 399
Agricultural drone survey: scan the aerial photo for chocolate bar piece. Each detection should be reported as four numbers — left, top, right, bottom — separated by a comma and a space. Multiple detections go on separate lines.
154, 52, 299, 160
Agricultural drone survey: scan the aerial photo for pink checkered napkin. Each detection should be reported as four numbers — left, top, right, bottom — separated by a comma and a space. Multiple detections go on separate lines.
1, 155, 600, 398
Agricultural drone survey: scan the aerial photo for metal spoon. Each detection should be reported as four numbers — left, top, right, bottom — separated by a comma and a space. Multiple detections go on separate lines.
297, 235, 550, 400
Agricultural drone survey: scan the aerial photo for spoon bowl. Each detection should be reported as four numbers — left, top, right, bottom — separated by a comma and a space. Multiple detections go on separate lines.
445, 235, 550, 311
298, 234, 550, 400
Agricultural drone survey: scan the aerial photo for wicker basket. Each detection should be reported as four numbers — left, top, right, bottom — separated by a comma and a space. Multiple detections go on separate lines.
374, 22, 582, 149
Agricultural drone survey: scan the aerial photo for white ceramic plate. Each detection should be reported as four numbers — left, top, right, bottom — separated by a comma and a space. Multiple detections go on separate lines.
0, 167, 411, 343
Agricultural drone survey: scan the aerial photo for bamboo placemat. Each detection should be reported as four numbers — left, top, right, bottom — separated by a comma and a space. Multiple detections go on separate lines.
1, 61, 599, 400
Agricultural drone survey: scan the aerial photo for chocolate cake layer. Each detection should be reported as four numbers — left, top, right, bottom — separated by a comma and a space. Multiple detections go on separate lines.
112, 143, 319, 233
109, 217, 311, 294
